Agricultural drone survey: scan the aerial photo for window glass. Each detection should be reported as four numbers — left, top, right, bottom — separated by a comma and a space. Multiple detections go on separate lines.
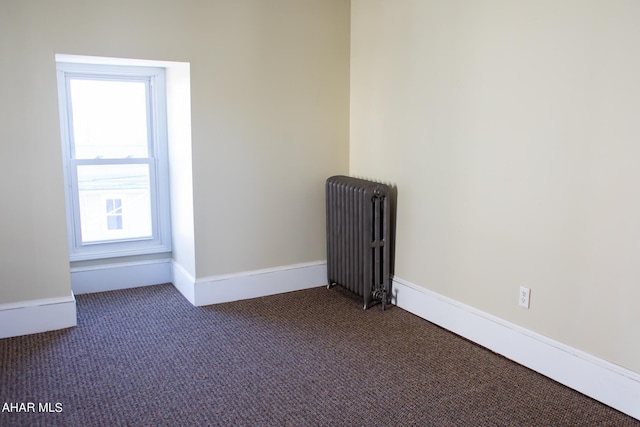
69, 79, 149, 159
77, 164, 152, 243
106, 198, 123, 230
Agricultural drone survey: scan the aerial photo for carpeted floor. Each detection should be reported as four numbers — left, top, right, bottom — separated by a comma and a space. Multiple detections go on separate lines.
1, 283, 638, 426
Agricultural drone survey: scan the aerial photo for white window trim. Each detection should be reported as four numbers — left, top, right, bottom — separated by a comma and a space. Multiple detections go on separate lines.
57, 61, 172, 261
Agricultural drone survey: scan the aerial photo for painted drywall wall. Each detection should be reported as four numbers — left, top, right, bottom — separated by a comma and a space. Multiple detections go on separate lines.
0, 3, 72, 303
0, 0, 349, 304
189, 1, 350, 276
350, 0, 640, 373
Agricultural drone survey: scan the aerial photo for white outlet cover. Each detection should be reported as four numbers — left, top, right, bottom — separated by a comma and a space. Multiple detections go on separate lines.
519, 286, 530, 309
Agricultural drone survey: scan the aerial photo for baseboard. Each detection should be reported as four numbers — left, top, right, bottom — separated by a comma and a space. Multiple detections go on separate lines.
71, 259, 172, 294
191, 261, 327, 307
391, 277, 640, 420
0, 295, 77, 339
171, 260, 196, 305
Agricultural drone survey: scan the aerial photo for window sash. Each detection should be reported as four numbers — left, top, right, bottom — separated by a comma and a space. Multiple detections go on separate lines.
69, 159, 158, 246
66, 76, 153, 160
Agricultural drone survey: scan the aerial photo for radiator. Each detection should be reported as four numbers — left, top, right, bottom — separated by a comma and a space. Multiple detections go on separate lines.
325, 175, 392, 310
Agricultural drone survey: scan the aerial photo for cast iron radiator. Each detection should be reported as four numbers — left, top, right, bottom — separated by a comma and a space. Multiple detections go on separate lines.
325, 175, 392, 310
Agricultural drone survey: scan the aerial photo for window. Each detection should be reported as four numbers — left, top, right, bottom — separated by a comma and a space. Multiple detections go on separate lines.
57, 62, 171, 260
106, 198, 123, 231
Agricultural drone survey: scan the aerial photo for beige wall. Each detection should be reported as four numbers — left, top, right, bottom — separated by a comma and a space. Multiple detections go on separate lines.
0, 2, 71, 303
0, 0, 350, 303
188, 1, 350, 276
350, 0, 640, 373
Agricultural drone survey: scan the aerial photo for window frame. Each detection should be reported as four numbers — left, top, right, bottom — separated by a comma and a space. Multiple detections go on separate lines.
57, 62, 172, 261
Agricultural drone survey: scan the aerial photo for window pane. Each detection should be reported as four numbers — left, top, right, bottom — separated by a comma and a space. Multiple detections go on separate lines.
77, 164, 152, 243
106, 198, 123, 230
107, 215, 123, 230
69, 79, 149, 159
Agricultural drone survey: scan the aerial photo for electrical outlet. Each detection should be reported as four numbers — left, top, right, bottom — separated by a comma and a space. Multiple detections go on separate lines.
519, 286, 530, 309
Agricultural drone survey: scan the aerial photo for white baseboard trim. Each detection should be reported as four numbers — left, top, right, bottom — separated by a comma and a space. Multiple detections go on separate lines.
171, 260, 196, 305
71, 259, 172, 295
190, 261, 327, 307
0, 295, 77, 339
391, 276, 640, 420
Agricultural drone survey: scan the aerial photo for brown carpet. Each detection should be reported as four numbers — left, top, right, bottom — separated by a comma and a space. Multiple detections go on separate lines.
1, 283, 637, 426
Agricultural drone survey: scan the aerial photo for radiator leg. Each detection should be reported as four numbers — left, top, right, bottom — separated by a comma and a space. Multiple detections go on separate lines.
371, 286, 390, 311
327, 282, 336, 290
